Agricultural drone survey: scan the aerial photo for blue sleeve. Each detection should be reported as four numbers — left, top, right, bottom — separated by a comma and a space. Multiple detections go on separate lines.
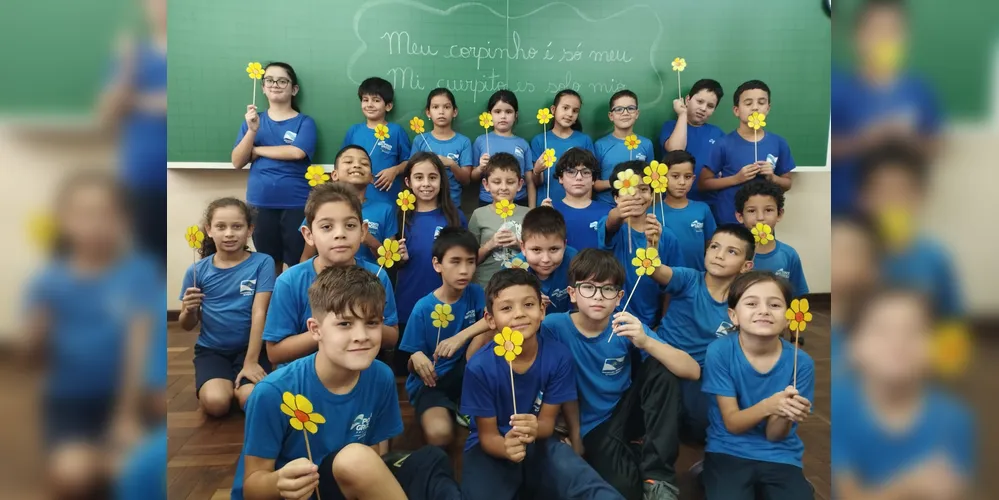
595, 216, 614, 250
664, 267, 697, 297
776, 137, 796, 175
700, 341, 735, 397
367, 366, 404, 445
530, 134, 544, 163
179, 264, 194, 299
382, 206, 399, 240
294, 116, 318, 161
234, 121, 250, 149
459, 136, 474, 166
539, 316, 561, 344
381, 275, 399, 326
660, 230, 686, 267
410, 135, 426, 156
255, 255, 277, 293
659, 121, 677, 153
397, 303, 427, 354
583, 134, 595, 153
544, 344, 577, 405
789, 251, 809, 297
115, 427, 166, 500
472, 136, 484, 165
917, 80, 943, 135
242, 383, 286, 459
706, 140, 725, 174
641, 139, 655, 163
703, 207, 717, 242
798, 354, 815, 410
521, 141, 533, 176
262, 276, 304, 342
935, 251, 964, 319
397, 124, 412, 161
460, 360, 496, 419
341, 125, 354, 149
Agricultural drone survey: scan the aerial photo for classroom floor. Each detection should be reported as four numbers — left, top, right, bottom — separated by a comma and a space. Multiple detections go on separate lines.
166, 308, 833, 500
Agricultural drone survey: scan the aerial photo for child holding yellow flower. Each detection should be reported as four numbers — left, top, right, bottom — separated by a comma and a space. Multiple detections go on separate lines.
594, 90, 655, 206
660, 150, 718, 272
735, 179, 809, 302
530, 89, 595, 204
410, 88, 474, 207
469, 153, 530, 287
470, 90, 536, 207
342, 77, 412, 206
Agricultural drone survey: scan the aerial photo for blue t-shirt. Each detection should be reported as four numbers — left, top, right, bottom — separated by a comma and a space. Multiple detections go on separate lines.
657, 120, 725, 205
704, 130, 796, 225
146, 288, 168, 391
342, 122, 413, 206
659, 201, 716, 271
597, 217, 685, 327
594, 133, 655, 206
881, 237, 963, 319
656, 267, 732, 366
753, 241, 809, 297
411, 132, 473, 207
702, 334, 815, 468
234, 111, 317, 209
472, 132, 532, 202
300, 198, 398, 265
179, 252, 276, 351
262, 258, 398, 345
114, 41, 167, 191
512, 246, 577, 315
551, 199, 612, 252
398, 285, 486, 402
230, 355, 402, 500
25, 254, 159, 398
529, 132, 595, 203
461, 335, 576, 451
395, 209, 467, 322
116, 425, 166, 500
832, 377, 974, 487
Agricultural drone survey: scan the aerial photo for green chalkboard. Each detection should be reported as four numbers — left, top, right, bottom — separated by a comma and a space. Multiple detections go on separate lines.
168, 0, 830, 165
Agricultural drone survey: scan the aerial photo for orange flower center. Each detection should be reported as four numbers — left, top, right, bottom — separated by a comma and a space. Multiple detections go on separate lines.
642, 259, 652, 267
294, 410, 309, 423
504, 341, 514, 351
795, 312, 804, 322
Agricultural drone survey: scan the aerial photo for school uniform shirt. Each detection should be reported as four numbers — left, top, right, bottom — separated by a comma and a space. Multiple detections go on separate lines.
596, 216, 684, 328
656, 267, 732, 366
529, 132, 595, 203
230, 355, 402, 500
113, 41, 167, 191
831, 376, 975, 488
342, 122, 412, 206
395, 209, 468, 322
179, 252, 276, 351
460, 334, 577, 451
511, 246, 577, 314
116, 425, 166, 500
468, 204, 529, 288
594, 133, 655, 206
411, 132, 474, 207
262, 258, 398, 345
299, 198, 397, 265
660, 201, 716, 272
704, 130, 796, 225
657, 120, 725, 206
752, 241, 809, 298
881, 236, 963, 319
146, 288, 169, 391
551, 199, 612, 252
235, 111, 317, 209
702, 334, 815, 468
472, 132, 532, 203
398, 285, 486, 402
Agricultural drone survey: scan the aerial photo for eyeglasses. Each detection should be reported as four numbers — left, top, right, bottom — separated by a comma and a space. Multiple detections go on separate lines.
610, 105, 638, 115
574, 282, 621, 299
564, 168, 593, 179
263, 77, 292, 88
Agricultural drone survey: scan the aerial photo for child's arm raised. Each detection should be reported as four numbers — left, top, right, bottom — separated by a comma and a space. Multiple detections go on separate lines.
602, 195, 645, 239
663, 99, 689, 153
436, 317, 491, 360
612, 312, 700, 380
242, 384, 320, 499
252, 145, 308, 161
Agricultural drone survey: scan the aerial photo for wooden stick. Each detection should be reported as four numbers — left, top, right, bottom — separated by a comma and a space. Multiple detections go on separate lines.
303, 431, 321, 500
192, 248, 198, 288
421, 133, 434, 154
611, 275, 643, 343
509, 361, 517, 415
754, 129, 758, 163
793, 329, 800, 389
432, 325, 442, 368
677, 71, 682, 101
401, 211, 407, 240
375, 265, 383, 278
252, 79, 256, 107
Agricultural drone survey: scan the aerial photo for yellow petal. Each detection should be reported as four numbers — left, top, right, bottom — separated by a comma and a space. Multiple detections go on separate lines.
504, 350, 516, 362
289, 418, 304, 431
631, 257, 642, 267
511, 330, 523, 345
798, 322, 807, 333
502, 327, 513, 340
790, 320, 799, 332
295, 394, 313, 414
799, 299, 810, 313
803, 312, 813, 322
785, 308, 795, 320
280, 404, 296, 417
493, 333, 505, 346
494, 345, 506, 357
304, 421, 318, 434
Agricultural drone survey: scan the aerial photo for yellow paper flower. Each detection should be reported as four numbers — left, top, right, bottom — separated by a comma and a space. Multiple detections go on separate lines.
304, 165, 330, 187
377, 238, 401, 269
374, 123, 390, 141
877, 206, 914, 251
542, 149, 557, 169
751, 223, 774, 244
643, 161, 668, 192
784, 298, 813, 333
396, 190, 416, 212
748, 112, 767, 131
624, 134, 640, 150
504, 257, 530, 270
280, 392, 326, 434
409, 116, 425, 135
479, 112, 493, 129
431, 303, 455, 329
631, 247, 661, 276
493, 326, 524, 362
26, 211, 56, 251
933, 321, 971, 378
671, 57, 687, 72
613, 169, 641, 196
185, 225, 204, 249
873, 40, 904, 75
495, 199, 515, 219
537, 108, 553, 125
246, 62, 264, 80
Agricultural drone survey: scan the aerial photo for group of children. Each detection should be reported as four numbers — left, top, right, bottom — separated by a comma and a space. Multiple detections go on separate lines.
180, 67, 821, 500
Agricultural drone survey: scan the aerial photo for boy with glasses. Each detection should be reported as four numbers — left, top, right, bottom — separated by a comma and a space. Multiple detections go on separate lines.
544, 148, 611, 251
594, 90, 655, 206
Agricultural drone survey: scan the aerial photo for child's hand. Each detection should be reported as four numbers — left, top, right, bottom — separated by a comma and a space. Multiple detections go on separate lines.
410, 351, 437, 387
181, 287, 204, 313
510, 413, 539, 443
434, 334, 467, 360
541, 294, 552, 312
373, 165, 401, 191
438, 154, 456, 167
673, 97, 687, 116
532, 155, 548, 176
616, 196, 645, 219
735, 163, 762, 183
612, 312, 649, 349
780, 393, 812, 423
903, 455, 965, 500
503, 428, 527, 463
397, 238, 409, 261
245, 105, 259, 132
540, 198, 553, 208
234, 361, 266, 389
758, 161, 775, 177
479, 153, 490, 167
491, 228, 517, 249
276, 458, 319, 500
644, 214, 662, 249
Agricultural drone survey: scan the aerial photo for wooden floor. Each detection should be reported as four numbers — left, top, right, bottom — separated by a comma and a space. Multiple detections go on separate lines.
167, 310, 833, 500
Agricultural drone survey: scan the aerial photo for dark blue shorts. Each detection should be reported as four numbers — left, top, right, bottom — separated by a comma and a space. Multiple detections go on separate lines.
192, 344, 271, 395
317, 446, 461, 500
251, 206, 306, 266
679, 378, 710, 444
43, 394, 117, 450
411, 356, 465, 417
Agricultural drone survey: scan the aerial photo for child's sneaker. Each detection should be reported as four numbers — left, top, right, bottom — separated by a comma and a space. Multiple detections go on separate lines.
642, 479, 679, 500
454, 412, 471, 429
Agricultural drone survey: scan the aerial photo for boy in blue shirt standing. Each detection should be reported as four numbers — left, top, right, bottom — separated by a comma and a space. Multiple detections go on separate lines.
660, 150, 717, 271
460, 269, 622, 499
659, 79, 726, 207
264, 183, 399, 365
342, 77, 412, 206
735, 179, 809, 299
235, 266, 462, 500
542, 249, 700, 500
513, 206, 577, 314
594, 90, 655, 206
547, 148, 612, 251
399, 228, 486, 447
699, 80, 795, 225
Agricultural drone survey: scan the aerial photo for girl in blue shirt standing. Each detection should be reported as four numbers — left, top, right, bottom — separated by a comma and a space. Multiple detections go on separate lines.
411, 87, 474, 207
231, 62, 317, 276
471, 90, 536, 207
529, 89, 595, 204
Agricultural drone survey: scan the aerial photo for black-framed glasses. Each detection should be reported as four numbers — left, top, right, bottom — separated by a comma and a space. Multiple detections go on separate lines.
263, 77, 292, 88
574, 282, 621, 299
564, 168, 593, 179
610, 105, 638, 115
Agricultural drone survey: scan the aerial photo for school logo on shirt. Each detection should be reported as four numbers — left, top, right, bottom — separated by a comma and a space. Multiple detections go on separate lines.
715, 321, 735, 337
766, 154, 778, 167
601, 355, 627, 376
775, 269, 791, 279
532, 390, 544, 414
514, 147, 525, 159
447, 152, 460, 162
690, 220, 704, 232
434, 226, 444, 239
636, 153, 647, 161
549, 287, 568, 303
350, 414, 370, 440
378, 141, 393, 154
283, 131, 297, 144
709, 138, 716, 144
366, 220, 379, 234
239, 279, 256, 296
589, 221, 599, 232
464, 309, 477, 325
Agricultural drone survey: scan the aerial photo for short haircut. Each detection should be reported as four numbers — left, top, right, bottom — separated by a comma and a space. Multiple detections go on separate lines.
688, 78, 724, 103
308, 265, 385, 321
727, 270, 794, 309
735, 179, 785, 214
714, 223, 757, 261
568, 248, 625, 288
856, 0, 907, 25
483, 152, 522, 180
554, 147, 600, 180
485, 268, 542, 314
334, 144, 370, 166
609, 160, 648, 197
733, 80, 771, 107
663, 150, 696, 170
833, 213, 884, 258
846, 285, 933, 335
608, 89, 638, 110
357, 77, 394, 104
431, 227, 479, 262
857, 140, 929, 192
522, 206, 567, 242
304, 182, 363, 229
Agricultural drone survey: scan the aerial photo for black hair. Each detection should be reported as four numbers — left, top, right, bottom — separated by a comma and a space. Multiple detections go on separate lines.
52, 170, 131, 257
735, 179, 785, 215
334, 144, 371, 166
426, 87, 457, 111
713, 223, 757, 261
855, 0, 907, 25
609, 160, 649, 197
846, 285, 933, 335
727, 270, 794, 309
554, 147, 600, 182
552, 89, 583, 132
568, 248, 625, 288
304, 182, 363, 230
687, 78, 724, 104
833, 213, 885, 259
485, 268, 542, 314
308, 265, 385, 321
487, 90, 519, 113
733, 80, 771, 107
264, 62, 300, 112
399, 152, 462, 233
522, 206, 567, 242
431, 226, 479, 262
608, 89, 638, 111
483, 152, 523, 180
857, 140, 929, 192
200, 197, 254, 258
358, 76, 394, 104
663, 150, 696, 170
